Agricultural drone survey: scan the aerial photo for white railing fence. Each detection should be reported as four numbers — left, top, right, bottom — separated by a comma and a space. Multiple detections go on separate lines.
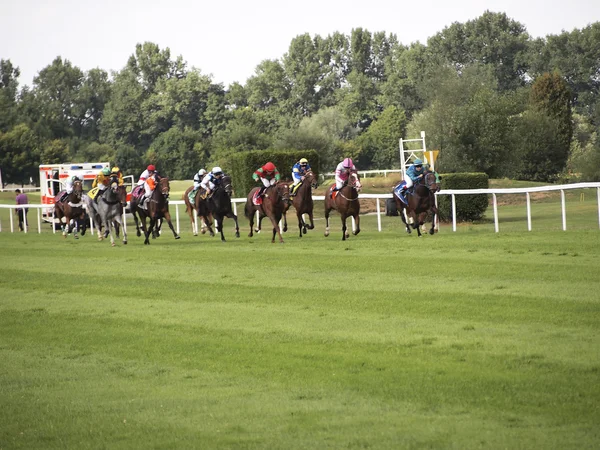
1, 182, 599, 235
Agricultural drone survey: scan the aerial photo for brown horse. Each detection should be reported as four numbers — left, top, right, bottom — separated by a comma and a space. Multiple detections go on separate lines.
393, 170, 440, 237
289, 170, 318, 237
184, 175, 240, 242
130, 177, 180, 245
54, 180, 85, 239
184, 186, 212, 236
324, 173, 362, 240
244, 181, 289, 243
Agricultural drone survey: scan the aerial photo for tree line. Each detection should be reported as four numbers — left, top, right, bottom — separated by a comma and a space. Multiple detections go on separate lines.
1, 11, 599, 186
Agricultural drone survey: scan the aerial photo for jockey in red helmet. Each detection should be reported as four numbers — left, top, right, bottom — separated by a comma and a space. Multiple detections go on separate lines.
253, 162, 280, 197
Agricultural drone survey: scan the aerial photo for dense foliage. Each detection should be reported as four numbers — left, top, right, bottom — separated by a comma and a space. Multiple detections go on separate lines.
436, 173, 490, 221
1, 12, 599, 185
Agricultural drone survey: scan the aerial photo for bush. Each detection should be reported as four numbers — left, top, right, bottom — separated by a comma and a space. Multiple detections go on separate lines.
437, 173, 489, 222
229, 149, 320, 196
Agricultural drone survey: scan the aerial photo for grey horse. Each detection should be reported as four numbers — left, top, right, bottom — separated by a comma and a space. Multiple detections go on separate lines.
86, 177, 128, 247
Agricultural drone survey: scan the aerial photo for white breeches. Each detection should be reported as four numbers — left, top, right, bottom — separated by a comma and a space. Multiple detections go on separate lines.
144, 184, 152, 196
335, 177, 346, 190
405, 177, 414, 188
260, 178, 271, 188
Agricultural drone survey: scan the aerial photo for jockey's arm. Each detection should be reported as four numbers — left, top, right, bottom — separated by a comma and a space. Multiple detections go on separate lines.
118, 174, 124, 186
92, 176, 98, 188
274, 170, 281, 181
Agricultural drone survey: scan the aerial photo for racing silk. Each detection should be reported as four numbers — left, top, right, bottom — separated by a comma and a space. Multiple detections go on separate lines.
200, 173, 221, 191
113, 172, 125, 186
334, 161, 357, 184
92, 173, 110, 189
65, 179, 76, 194
137, 169, 152, 186
405, 164, 424, 182
253, 166, 281, 182
292, 162, 311, 182
193, 172, 204, 189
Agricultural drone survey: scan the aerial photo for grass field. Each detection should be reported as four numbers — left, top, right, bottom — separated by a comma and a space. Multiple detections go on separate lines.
1, 180, 599, 448
1, 213, 600, 448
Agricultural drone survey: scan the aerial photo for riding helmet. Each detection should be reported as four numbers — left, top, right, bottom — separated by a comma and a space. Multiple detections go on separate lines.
264, 162, 275, 172
111, 166, 120, 174
413, 158, 423, 166
147, 164, 156, 171
343, 158, 353, 168
212, 167, 223, 175
102, 168, 111, 175
299, 158, 308, 165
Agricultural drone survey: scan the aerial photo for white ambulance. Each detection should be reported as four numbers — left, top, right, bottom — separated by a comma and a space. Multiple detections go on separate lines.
39, 162, 134, 220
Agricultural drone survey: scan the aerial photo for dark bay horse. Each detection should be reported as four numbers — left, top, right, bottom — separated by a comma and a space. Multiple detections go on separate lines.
54, 180, 85, 239
131, 177, 180, 245
289, 170, 318, 237
184, 175, 240, 242
393, 170, 441, 237
91, 177, 128, 246
324, 173, 362, 240
244, 181, 289, 243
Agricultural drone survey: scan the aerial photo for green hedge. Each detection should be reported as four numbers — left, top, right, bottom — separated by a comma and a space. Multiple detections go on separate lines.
228, 149, 320, 197
437, 172, 489, 222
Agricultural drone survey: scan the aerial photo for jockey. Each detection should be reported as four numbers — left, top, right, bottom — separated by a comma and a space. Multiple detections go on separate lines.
331, 158, 358, 197
142, 170, 158, 208
253, 162, 280, 197
110, 166, 124, 186
92, 167, 111, 201
200, 167, 224, 198
401, 158, 425, 196
61, 175, 81, 202
188, 168, 207, 202
137, 164, 156, 186
290, 158, 311, 196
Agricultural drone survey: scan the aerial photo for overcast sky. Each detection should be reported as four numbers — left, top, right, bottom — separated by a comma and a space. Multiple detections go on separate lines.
2, 0, 599, 89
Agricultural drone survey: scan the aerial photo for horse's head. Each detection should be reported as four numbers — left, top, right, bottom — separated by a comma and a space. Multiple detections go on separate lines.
276, 181, 290, 203
158, 177, 170, 198
349, 172, 362, 192
72, 180, 83, 201
304, 170, 318, 189
221, 175, 233, 196
423, 171, 441, 193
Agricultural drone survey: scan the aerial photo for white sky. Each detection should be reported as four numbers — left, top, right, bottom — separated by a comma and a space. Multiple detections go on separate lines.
2, 0, 599, 89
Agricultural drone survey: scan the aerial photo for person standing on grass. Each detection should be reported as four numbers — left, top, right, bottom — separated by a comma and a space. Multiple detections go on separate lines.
15, 189, 29, 231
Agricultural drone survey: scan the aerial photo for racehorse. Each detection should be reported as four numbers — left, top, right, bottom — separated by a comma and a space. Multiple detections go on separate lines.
183, 186, 210, 236
54, 179, 86, 239
324, 173, 362, 240
393, 170, 441, 237
90, 177, 128, 246
244, 181, 289, 243
130, 177, 180, 245
288, 170, 318, 237
184, 175, 240, 242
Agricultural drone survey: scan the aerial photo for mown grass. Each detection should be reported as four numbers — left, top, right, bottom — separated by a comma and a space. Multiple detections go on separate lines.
0, 225, 599, 449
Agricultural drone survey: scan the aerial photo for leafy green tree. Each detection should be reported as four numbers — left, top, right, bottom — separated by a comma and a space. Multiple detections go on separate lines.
32, 57, 84, 140
146, 127, 202, 179
528, 71, 573, 177
41, 139, 70, 164
0, 124, 41, 184
529, 23, 600, 118
283, 34, 321, 116
428, 11, 530, 91
356, 106, 407, 168
0, 59, 20, 132
74, 142, 115, 164
73, 68, 112, 141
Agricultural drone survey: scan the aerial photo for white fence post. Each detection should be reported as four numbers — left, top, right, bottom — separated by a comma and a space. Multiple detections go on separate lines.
597, 187, 600, 229
376, 198, 381, 232
526, 192, 532, 232
175, 204, 179, 235
561, 190, 567, 231
451, 194, 457, 232
493, 193, 499, 233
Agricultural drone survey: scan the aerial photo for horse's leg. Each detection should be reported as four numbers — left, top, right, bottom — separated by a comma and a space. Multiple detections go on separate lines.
296, 210, 303, 238
144, 217, 155, 245
341, 214, 348, 240
307, 208, 315, 230
247, 208, 255, 238
282, 211, 288, 233
269, 214, 284, 244
429, 204, 438, 235
187, 205, 198, 236
324, 204, 331, 237
105, 218, 117, 247
226, 210, 240, 238
72, 214, 79, 239
202, 214, 215, 237
352, 211, 360, 236
162, 211, 181, 239
256, 214, 264, 233
216, 215, 226, 242
132, 209, 142, 237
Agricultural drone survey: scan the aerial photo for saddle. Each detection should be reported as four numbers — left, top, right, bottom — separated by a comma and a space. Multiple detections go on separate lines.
132, 185, 144, 199
329, 185, 339, 200
393, 182, 411, 205
88, 187, 100, 200
252, 190, 263, 206
54, 191, 67, 203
